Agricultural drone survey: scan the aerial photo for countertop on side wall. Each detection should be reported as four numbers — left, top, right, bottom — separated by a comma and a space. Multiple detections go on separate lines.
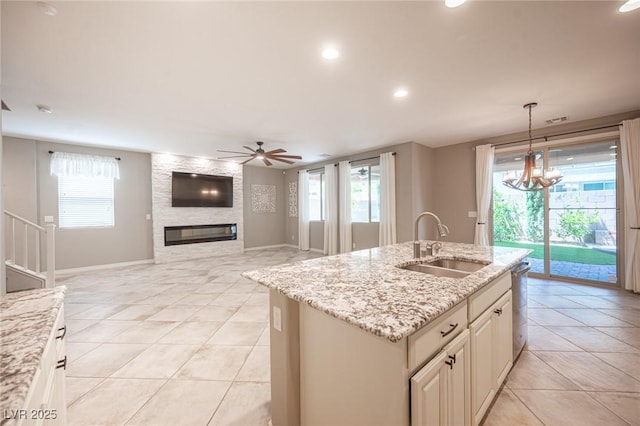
0, 287, 66, 413
243, 242, 530, 342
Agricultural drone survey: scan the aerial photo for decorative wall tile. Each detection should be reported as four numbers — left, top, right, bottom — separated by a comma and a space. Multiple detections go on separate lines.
288, 181, 297, 217
251, 184, 276, 213
151, 153, 244, 263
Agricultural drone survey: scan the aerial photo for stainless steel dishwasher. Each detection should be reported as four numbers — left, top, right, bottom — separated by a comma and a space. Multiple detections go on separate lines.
512, 261, 531, 361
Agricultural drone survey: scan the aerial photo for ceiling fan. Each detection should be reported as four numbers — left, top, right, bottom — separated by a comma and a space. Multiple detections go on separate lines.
217, 141, 302, 166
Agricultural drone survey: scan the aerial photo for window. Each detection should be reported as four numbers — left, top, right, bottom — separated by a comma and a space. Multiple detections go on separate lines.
351, 164, 380, 223
309, 172, 324, 221
58, 175, 115, 228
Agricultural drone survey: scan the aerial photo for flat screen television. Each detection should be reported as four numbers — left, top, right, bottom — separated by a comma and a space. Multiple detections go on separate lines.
171, 171, 233, 207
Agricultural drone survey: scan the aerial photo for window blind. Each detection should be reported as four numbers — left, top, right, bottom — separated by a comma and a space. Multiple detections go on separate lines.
58, 176, 114, 228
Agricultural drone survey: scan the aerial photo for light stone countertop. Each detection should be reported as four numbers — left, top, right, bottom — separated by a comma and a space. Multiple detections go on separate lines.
0, 287, 66, 417
243, 242, 530, 343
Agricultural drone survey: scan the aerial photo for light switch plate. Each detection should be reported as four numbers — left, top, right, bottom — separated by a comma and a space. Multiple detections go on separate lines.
145, 214, 151, 220
468, 211, 478, 218
44, 215, 54, 223
273, 306, 282, 332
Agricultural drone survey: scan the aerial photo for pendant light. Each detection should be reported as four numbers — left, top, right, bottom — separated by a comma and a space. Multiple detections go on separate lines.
503, 103, 562, 191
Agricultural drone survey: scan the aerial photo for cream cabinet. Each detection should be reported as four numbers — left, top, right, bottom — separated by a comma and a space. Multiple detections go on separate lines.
20, 305, 67, 426
469, 291, 513, 426
411, 329, 471, 426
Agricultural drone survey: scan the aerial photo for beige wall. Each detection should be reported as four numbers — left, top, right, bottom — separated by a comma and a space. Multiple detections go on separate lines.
243, 165, 286, 249
3, 137, 154, 270
285, 141, 437, 251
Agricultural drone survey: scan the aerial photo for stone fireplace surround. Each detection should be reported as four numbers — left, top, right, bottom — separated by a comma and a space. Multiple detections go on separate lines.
151, 153, 244, 263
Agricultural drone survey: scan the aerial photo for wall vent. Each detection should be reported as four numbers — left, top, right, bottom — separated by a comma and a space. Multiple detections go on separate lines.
546, 116, 569, 125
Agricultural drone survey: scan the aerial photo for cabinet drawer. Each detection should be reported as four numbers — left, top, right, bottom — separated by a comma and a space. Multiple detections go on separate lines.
468, 272, 510, 322
408, 301, 467, 372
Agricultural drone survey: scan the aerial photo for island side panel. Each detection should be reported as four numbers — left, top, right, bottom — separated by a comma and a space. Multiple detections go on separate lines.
269, 289, 301, 426
299, 304, 410, 426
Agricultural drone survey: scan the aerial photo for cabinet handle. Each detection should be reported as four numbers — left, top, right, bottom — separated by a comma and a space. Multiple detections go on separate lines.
444, 360, 454, 370
494, 308, 503, 316
448, 354, 456, 364
56, 356, 67, 370
57, 325, 67, 340
440, 323, 459, 338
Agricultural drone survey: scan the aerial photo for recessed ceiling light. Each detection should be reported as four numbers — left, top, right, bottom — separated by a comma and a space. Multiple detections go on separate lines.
321, 47, 340, 60
619, 0, 640, 13
36, 104, 52, 113
445, 0, 467, 8
393, 88, 409, 98
36, 2, 57, 16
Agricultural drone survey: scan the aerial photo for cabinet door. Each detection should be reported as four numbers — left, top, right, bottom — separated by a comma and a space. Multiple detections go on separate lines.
469, 308, 495, 426
494, 291, 513, 387
446, 329, 471, 426
411, 351, 448, 426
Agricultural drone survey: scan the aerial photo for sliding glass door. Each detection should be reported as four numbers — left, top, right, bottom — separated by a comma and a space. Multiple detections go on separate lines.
493, 140, 619, 285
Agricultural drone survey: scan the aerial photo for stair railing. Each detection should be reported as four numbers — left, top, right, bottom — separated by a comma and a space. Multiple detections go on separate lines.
4, 210, 56, 288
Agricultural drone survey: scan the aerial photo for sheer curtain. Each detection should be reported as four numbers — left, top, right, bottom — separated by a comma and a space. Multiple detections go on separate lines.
474, 144, 495, 246
324, 164, 339, 255
338, 161, 352, 253
298, 171, 310, 251
50, 152, 120, 179
379, 152, 396, 246
620, 118, 640, 293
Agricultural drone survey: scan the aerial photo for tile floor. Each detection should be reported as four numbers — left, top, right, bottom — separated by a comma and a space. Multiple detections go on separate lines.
58, 248, 640, 425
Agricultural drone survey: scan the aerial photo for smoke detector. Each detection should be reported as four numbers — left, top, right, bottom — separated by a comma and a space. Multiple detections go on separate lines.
545, 116, 569, 125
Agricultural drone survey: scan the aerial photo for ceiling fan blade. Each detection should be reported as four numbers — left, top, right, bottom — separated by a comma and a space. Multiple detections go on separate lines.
217, 154, 253, 159
242, 145, 257, 153
240, 157, 255, 165
269, 154, 302, 160
263, 158, 272, 166
270, 157, 295, 165
217, 149, 252, 155
266, 148, 286, 155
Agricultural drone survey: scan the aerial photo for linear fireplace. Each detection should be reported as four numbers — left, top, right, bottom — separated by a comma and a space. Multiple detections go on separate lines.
164, 224, 237, 246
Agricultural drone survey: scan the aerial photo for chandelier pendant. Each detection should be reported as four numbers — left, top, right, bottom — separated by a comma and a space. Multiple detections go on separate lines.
503, 103, 562, 192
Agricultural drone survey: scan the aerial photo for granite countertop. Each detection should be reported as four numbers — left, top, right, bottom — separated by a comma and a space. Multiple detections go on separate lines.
0, 287, 66, 415
243, 242, 530, 343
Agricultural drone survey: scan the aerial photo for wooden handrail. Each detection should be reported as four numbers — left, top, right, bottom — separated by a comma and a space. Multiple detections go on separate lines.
4, 210, 56, 288
4, 210, 46, 231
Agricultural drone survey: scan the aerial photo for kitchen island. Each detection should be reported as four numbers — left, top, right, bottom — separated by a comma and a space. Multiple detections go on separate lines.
0, 287, 67, 426
243, 241, 530, 426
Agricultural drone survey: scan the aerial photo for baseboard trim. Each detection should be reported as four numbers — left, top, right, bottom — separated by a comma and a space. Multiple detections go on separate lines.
309, 248, 325, 254
244, 244, 310, 252
56, 259, 154, 276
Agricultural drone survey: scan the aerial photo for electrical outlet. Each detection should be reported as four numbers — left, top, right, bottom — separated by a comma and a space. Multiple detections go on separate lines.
145, 214, 152, 220
291, 235, 295, 241
352, 242, 356, 249
468, 211, 478, 218
273, 306, 282, 332
44, 216, 54, 223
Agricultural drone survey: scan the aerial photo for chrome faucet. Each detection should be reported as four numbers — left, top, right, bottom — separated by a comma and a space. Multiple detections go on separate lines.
413, 212, 449, 258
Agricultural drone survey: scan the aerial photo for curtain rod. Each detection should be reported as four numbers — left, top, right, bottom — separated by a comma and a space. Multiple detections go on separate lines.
298, 152, 396, 174
49, 150, 121, 161
490, 124, 621, 149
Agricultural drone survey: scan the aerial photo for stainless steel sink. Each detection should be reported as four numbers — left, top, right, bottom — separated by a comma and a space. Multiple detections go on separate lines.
399, 263, 470, 279
398, 258, 489, 278
424, 259, 488, 273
